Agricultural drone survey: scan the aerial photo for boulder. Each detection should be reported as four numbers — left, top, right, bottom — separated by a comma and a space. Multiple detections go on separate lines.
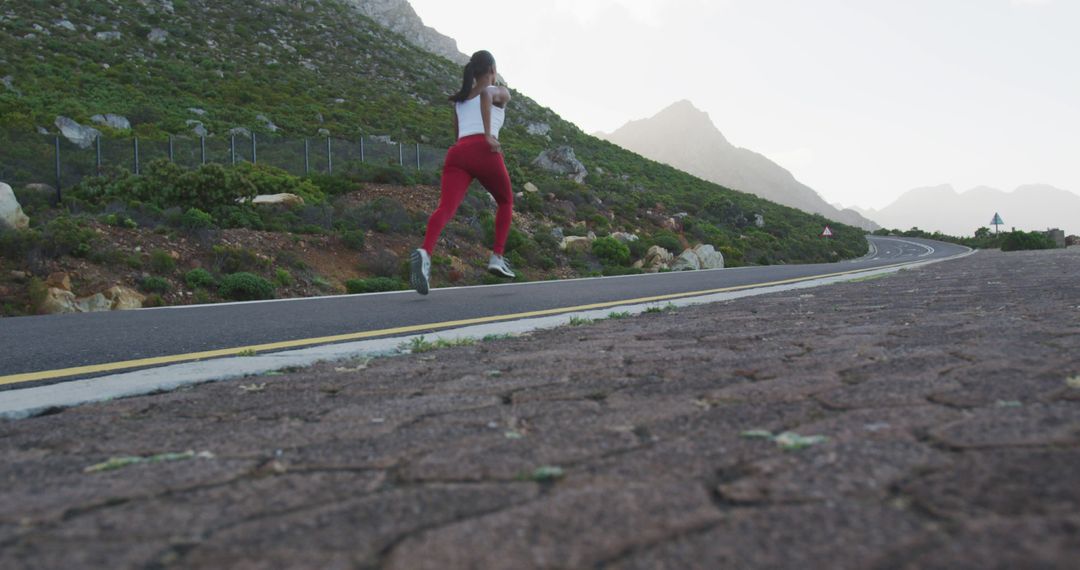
0, 182, 30, 231
533, 146, 588, 183
75, 293, 112, 313
23, 183, 56, 197
643, 245, 674, 272
550, 227, 565, 241
560, 236, 593, 253
754, 213, 765, 228
95, 31, 122, 41
524, 182, 540, 193
39, 288, 77, 315
672, 249, 702, 271
103, 286, 145, 310
256, 114, 281, 133
90, 113, 131, 130
693, 244, 725, 269
147, 28, 168, 44
252, 193, 305, 208
526, 122, 551, 136
46, 272, 72, 291
188, 107, 208, 116
610, 232, 639, 244
55, 19, 77, 32
54, 116, 101, 149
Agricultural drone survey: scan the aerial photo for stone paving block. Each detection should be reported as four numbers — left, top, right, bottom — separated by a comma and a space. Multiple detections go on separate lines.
928, 403, 1080, 449
900, 516, 1080, 570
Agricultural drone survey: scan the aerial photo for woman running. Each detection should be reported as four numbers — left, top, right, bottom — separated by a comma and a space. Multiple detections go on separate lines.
410, 50, 515, 295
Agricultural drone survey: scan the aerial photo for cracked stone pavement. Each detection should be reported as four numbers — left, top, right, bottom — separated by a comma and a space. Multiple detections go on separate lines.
1, 248, 1078, 569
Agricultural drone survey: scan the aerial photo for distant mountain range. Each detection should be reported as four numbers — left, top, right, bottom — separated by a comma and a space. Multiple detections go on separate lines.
598, 101, 879, 230
855, 184, 1080, 237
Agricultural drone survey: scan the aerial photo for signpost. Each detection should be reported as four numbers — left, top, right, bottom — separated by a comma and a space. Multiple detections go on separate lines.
821, 225, 833, 238
990, 213, 1004, 234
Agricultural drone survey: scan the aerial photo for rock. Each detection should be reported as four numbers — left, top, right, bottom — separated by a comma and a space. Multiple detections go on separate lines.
551, 227, 565, 241
526, 122, 551, 136
75, 293, 112, 313
95, 31, 122, 41
90, 113, 131, 130
610, 232, 639, 244
188, 107, 208, 116
693, 244, 725, 269
334, 98, 346, 104
672, 249, 702, 271
643, 246, 674, 273
1, 75, 16, 94
45, 272, 72, 291
23, 183, 56, 197
0, 182, 30, 231
533, 146, 588, 183
54, 116, 101, 149
524, 182, 540, 194
103, 286, 145, 310
661, 217, 680, 231
560, 236, 594, 253
755, 214, 765, 228
39, 288, 77, 315
186, 120, 208, 138
228, 127, 252, 138
342, 0, 469, 65
252, 194, 305, 208
55, 19, 76, 32
672, 245, 725, 271
147, 28, 168, 44
256, 114, 281, 133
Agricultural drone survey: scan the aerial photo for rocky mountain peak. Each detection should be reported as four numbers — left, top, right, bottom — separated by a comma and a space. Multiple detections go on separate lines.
340, 0, 467, 64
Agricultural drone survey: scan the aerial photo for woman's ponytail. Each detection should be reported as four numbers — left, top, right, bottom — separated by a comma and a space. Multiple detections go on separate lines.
449, 51, 496, 102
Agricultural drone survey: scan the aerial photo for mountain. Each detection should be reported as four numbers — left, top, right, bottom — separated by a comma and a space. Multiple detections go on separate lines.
0, 0, 869, 268
868, 184, 1080, 236
599, 101, 879, 230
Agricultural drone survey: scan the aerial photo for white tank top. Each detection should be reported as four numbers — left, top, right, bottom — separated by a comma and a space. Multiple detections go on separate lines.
456, 88, 505, 140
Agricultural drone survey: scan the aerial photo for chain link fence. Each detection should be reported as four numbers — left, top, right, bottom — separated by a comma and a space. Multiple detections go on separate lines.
0, 130, 448, 200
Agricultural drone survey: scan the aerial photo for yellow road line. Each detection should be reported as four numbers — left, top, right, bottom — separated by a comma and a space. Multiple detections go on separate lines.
0, 261, 915, 387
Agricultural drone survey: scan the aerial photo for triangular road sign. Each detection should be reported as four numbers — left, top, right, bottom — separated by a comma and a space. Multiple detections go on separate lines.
821, 225, 833, 238
990, 213, 1004, 226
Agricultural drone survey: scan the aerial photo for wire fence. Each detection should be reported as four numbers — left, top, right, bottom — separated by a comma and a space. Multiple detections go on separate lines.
0, 130, 448, 201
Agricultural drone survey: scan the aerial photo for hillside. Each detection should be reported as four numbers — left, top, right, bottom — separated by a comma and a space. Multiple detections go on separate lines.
865, 184, 1080, 236
0, 0, 867, 316
600, 101, 879, 231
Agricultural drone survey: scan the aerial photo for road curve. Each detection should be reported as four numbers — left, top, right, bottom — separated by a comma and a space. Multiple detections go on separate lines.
0, 236, 969, 388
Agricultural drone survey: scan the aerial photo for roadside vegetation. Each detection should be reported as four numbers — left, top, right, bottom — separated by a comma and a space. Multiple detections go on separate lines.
871, 227, 1062, 251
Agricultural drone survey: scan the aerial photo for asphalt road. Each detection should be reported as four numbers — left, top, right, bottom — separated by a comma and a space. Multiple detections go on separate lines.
0, 236, 968, 386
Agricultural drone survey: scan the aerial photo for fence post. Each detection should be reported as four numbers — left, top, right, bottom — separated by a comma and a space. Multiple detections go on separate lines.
398, 142, 403, 166
230, 135, 236, 166
416, 143, 421, 170
360, 136, 365, 163
54, 136, 62, 203
326, 137, 332, 175
133, 137, 140, 175
252, 132, 257, 164
95, 135, 102, 173
168, 135, 174, 162
304, 139, 310, 175
200, 136, 206, 165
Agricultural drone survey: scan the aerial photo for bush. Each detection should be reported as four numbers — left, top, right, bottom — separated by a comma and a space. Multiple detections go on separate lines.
219, 272, 276, 301
42, 216, 96, 258
1000, 230, 1057, 251
592, 236, 631, 266
181, 207, 214, 230
149, 249, 176, 273
185, 268, 216, 289
140, 276, 171, 294
650, 232, 682, 254
345, 277, 407, 294
341, 229, 366, 250
275, 268, 293, 287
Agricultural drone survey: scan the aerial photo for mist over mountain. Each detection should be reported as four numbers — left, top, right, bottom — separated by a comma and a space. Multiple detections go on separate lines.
862, 184, 1080, 236
599, 101, 879, 231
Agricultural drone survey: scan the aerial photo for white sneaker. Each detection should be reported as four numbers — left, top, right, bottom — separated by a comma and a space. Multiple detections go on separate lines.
487, 254, 515, 278
410, 248, 431, 295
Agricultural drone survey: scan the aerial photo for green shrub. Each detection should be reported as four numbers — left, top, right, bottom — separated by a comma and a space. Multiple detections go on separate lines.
345, 277, 406, 294
275, 268, 293, 287
1000, 230, 1057, 251
149, 249, 176, 273
219, 272, 276, 301
185, 268, 216, 289
341, 229, 366, 250
140, 276, 171, 294
181, 207, 214, 230
42, 216, 96, 258
592, 236, 631, 266
650, 232, 682, 254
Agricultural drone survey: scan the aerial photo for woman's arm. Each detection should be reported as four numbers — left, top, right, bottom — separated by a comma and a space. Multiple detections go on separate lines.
490, 85, 511, 108
451, 102, 459, 141
480, 89, 501, 153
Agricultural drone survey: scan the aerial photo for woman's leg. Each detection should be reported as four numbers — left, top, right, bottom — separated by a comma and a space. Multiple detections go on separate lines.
422, 163, 473, 254
476, 155, 514, 255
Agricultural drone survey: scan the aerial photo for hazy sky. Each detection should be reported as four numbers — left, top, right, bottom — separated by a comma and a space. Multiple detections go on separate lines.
408, 0, 1079, 209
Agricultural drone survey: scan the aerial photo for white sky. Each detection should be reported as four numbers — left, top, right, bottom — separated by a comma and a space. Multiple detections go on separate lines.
408, 0, 1079, 209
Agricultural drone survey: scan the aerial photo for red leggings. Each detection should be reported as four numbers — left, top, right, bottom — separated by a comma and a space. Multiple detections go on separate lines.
423, 135, 514, 255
